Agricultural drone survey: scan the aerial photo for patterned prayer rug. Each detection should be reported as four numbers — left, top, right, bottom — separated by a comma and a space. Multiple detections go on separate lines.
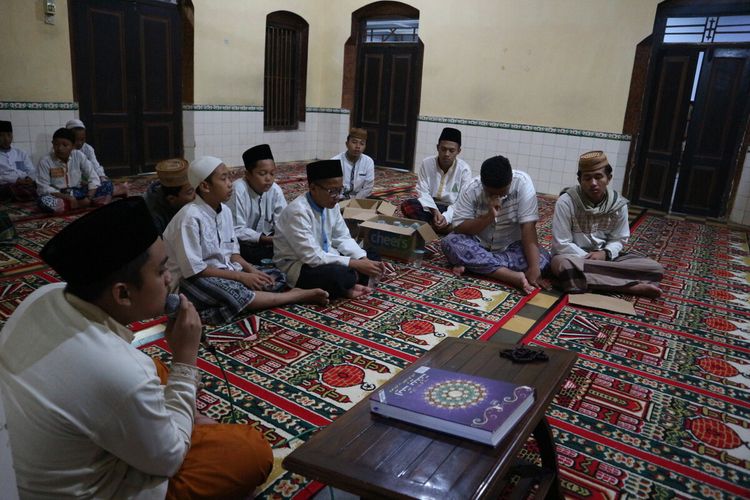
524, 300, 750, 499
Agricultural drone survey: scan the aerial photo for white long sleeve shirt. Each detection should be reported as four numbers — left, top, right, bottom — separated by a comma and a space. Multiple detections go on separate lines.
331, 152, 375, 199
453, 171, 539, 251
0, 284, 199, 498
551, 192, 629, 259
0, 146, 35, 183
163, 195, 241, 285
415, 156, 472, 224
36, 150, 100, 195
274, 193, 367, 286
80, 142, 106, 178
227, 179, 287, 244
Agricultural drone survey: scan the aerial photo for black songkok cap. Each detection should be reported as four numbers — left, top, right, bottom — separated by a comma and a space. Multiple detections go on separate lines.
306, 160, 343, 182
0, 121, 12, 133
242, 144, 274, 170
41, 197, 158, 287
438, 127, 461, 146
480, 155, 513, 188
52, 127, 75, 143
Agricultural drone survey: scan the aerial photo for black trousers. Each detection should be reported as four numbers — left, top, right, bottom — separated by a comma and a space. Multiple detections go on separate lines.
296, 250, 380, 298
239, 241, 274, 265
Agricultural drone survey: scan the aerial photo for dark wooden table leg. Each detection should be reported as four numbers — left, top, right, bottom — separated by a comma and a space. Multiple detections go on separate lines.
533, 416, 564, 500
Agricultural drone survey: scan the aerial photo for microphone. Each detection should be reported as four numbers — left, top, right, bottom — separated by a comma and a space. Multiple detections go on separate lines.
164, 293, 180, 319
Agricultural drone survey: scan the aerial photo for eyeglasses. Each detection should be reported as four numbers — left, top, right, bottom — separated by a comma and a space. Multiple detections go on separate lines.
314, 183, 344, 197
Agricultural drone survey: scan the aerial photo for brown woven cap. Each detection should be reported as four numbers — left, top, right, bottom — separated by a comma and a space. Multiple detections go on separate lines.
156, 158, 189, 187
578, 150, 609, 173
349, 128, 367, 141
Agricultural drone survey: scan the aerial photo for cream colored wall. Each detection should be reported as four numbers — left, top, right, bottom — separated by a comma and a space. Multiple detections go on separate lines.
194, 0, 659, 132
0, 0, 73, 101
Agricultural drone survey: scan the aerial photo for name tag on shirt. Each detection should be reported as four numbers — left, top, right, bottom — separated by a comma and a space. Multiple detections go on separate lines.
50, 167, 65, 178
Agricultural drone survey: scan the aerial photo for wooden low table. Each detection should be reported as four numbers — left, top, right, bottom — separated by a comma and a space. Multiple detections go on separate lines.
283, 337, 577, 499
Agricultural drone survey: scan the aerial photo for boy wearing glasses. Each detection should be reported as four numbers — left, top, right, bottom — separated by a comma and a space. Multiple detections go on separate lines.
227, 144, 287, 264
441, 155, 550, 295
274, 160, 383, 299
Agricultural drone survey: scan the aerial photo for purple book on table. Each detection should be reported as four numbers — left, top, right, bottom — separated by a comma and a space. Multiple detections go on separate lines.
369, 366, 535, 446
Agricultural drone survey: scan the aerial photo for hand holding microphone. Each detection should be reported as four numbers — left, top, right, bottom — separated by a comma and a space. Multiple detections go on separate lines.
163, 293, 203, 365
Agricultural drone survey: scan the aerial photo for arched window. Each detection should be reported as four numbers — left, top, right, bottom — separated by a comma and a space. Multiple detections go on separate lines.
264, 11, 308, 130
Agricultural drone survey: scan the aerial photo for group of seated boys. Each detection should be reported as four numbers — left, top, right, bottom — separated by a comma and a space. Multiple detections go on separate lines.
0, 122, 664, 498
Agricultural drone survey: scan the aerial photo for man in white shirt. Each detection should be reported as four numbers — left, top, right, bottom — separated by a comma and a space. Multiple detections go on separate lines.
400, 127, 472, 234
0, 197, 273, 498
228, 144, 287, 264
66, 118, 129, 198
441, 155, 550, 294
551, 151, 663, 297
0, 120, 36, 202
331, 127, 375, 199
163, 156, 328, 325
274, 159, 383, 298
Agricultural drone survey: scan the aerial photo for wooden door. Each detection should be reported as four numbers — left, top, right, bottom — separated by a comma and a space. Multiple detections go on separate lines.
355, 44, 421, 170
70, 0, 182, 176
632, 49, 698, 211
672, 48, 750, 216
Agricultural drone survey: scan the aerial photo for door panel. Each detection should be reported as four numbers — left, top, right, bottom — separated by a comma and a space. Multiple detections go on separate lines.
355, 44, 420, 170
633, 50, 697, 211
71, 0, 181, 176
673, 48, 750, 215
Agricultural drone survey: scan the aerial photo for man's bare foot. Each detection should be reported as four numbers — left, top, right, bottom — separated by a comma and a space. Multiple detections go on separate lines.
114, 182, 129, 198
345, 284, 372, 299
451, 265, 465, 277
509, 271, 535, 295
288, 287, 329, 305
626, 283, 662, 298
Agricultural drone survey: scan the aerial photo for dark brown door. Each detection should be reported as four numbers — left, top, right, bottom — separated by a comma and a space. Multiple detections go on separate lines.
673, 48, 750, 216
355, 44, 421, 170
632, 49, 698, 211
70, 0, 182, 176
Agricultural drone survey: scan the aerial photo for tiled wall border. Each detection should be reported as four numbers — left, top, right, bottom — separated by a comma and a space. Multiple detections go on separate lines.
0, 101, 78, 110
419, 115, 631, 142
182, 104, 349, 115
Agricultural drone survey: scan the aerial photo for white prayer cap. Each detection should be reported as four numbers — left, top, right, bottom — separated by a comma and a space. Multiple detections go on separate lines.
66, 119, 86, 129
189, 156, 224, 188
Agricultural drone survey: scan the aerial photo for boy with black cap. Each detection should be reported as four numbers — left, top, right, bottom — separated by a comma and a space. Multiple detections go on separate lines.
163, 156, 328, 325
331, 127, 375, 199
274, 159, 383, 298
227, 144, 287, 264
400, 127, 472, 233
0, 120, 36, 201
0, 197, 273, 498
143, 158, 196, 234
441, 155, 550, 294
36, 127, 110, 213
551, 150, 663, 297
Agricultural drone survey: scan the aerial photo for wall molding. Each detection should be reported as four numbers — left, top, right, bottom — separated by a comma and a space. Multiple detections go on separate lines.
419, 115, 630, 141
182, 104, 350, 114
0, 101, 78, 110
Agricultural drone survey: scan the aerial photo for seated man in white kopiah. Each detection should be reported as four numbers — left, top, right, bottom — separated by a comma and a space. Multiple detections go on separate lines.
0, 197, 273, 498
551, 150, 664, 297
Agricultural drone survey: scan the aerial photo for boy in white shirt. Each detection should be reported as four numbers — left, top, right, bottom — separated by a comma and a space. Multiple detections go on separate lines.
400, 127, 472, 234
0, 120, 36, 202
227, 144, 287, 264
66, 119, 129, 199
441, 155, 550, 294
331, 128, 374, 199
274, 160, 383, 299
36, 128, 110, 214
163, 156, 328, 325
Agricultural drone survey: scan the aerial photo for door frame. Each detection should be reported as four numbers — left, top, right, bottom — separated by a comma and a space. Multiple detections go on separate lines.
625, 0, 750, 218
341, 1, 423, 171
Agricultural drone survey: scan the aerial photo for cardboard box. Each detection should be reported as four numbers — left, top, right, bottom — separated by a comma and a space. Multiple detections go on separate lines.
358, 215, 438, 261
340, 198, 397, 238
